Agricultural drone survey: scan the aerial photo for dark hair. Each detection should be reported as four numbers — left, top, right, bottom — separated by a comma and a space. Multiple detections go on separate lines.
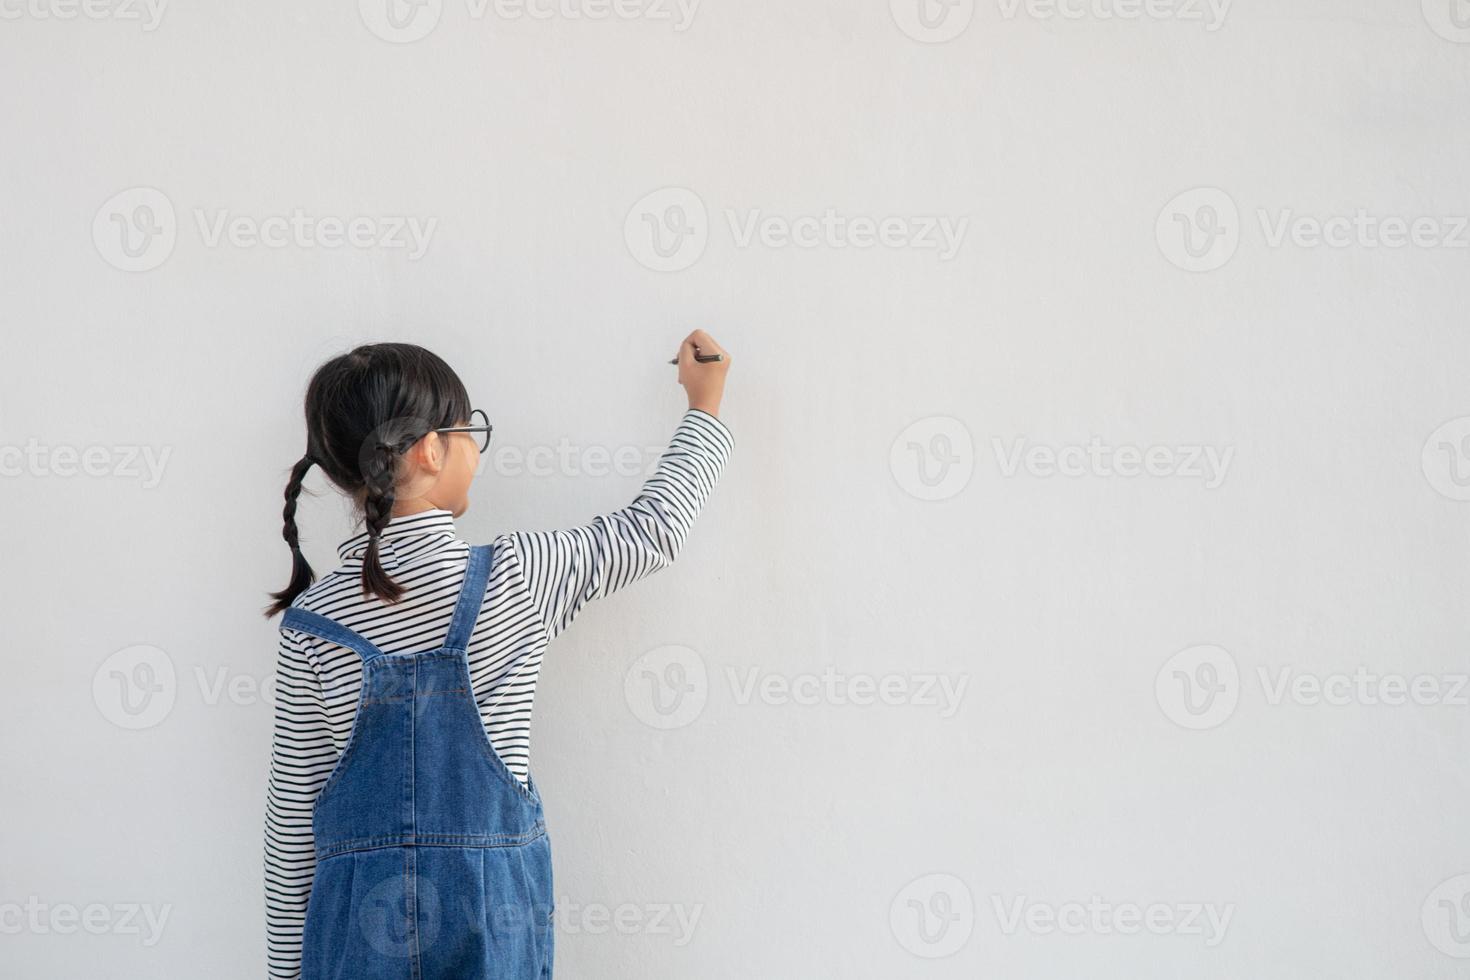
264, 343, 472, 617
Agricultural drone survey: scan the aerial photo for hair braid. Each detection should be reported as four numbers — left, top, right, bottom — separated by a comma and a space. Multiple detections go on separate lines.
359, 440, 406, 604
264, 454, 317, 616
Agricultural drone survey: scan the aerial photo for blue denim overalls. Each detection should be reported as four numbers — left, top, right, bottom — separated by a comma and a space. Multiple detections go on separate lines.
280, 544, 555, 979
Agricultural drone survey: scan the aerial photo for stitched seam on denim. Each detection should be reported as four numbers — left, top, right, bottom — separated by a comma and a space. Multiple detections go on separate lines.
314, 825, 547, 859
309, 671, 377, 819
282, 610, 386, 663
371, 649, 467, 665
456, 652, 542, 806
406, 847, 421, 980
361, 689, 467, 706
444, 545, 489, 651
408, 655, 417, 839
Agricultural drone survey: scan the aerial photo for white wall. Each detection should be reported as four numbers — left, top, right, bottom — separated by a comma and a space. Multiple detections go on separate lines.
3, 1, 1470, 977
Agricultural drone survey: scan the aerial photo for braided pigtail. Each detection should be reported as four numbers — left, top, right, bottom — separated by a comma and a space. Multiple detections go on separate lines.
264, 454, 318, 617
359, 439, 406, 604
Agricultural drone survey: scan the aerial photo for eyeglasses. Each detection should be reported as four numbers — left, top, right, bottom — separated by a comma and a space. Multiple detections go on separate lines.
434, 408, 493, 453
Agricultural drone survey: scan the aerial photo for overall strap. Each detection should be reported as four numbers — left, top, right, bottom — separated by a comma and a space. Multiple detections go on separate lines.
443, 544, 494, 652
280, 608, 388, 663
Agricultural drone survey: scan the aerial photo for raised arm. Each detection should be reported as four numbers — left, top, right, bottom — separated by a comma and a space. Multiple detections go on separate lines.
508, 330, 733, 642
263, 629, 333, 980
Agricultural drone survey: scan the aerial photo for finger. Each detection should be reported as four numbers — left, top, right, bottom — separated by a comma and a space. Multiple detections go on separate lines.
687, 329, 723, 357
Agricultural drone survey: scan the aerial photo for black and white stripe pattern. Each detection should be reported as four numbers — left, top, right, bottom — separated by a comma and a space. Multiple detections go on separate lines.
264, 409, 732, 979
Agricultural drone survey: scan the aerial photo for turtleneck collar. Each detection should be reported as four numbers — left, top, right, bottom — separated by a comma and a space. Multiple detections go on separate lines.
335, 508, 459, 571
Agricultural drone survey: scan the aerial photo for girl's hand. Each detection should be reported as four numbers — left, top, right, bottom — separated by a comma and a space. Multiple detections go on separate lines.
674, 329, 731, 417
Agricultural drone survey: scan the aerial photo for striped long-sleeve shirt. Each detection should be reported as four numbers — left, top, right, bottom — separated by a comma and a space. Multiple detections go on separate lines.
263, 408, 732, 979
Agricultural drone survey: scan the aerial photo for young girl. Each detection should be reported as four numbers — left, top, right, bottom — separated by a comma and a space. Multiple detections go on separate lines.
262, 334, 732, 980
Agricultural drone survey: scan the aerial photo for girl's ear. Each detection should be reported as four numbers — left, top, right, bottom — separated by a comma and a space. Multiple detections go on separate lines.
407, 432, 447, 475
